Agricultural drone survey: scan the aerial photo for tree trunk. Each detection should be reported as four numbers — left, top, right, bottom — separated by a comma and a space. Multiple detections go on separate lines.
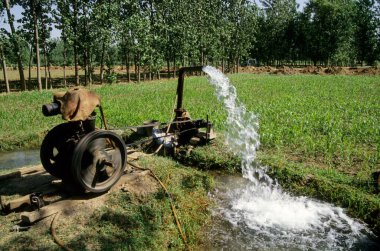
4, 0, 26, 90
89, 53, 93, 85
84, 50, 88, 86
32, 1, 42, 91
173, 55, 176, 78
48, 62, 52, 89
201, 50, 205, 76
83, 3, 89, 86
134, 55, 137, 81
149, 65, 152, 81
167, 59, 170, 79
63, 40, 67, 87
74, 48, 79, 85
126, 52, 130, 82
28, 45, 33, 90
100, 41, 105, 84
0, 45, 10, 93
43, 39, 52, 88
137, 52, 141, 83
43, 42, 48, 89
73, 0, 79, 85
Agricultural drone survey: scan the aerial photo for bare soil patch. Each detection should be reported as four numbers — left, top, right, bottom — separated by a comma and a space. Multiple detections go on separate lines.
0, 163, 159, 242
239, 66, 380, 75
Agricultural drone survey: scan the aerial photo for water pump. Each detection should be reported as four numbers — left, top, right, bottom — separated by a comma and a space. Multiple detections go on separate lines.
40, 88, 126, 193
40, 67, 215, 193
150, 66, 215, 154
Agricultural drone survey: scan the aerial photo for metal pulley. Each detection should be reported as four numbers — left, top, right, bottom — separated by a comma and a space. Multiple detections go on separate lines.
71, 130, 126, 193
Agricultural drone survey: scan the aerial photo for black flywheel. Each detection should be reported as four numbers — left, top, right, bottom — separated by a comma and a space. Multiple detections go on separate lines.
40, 123, 77, 180
71, 130, 126, 193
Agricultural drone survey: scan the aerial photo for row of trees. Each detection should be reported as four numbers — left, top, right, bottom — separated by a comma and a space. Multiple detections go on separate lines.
1, 0, 380, 91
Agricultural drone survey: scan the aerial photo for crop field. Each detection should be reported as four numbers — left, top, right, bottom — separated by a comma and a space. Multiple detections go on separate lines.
1, 74, 379, 174
1, 73, 380, 239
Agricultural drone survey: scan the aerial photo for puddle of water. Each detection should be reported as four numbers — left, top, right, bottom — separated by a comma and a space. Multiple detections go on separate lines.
0, 149, 40, 169
206, 174, 379, 251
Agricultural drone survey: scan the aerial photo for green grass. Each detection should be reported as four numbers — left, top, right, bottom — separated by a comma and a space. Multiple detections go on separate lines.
181, 139, 380, 236
1, 73, 379, 234
2, 74, 378, 173
0, 156, 213, 250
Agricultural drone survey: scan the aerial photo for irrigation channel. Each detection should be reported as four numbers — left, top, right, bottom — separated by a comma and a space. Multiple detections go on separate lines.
0, 149, 40, 170
202, 66, 379, 250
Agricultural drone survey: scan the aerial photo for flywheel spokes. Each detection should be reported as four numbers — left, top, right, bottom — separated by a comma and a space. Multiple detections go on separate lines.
71, 130, 126, 193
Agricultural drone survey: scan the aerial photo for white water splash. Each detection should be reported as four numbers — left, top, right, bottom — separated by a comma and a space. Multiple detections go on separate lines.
202, 66, 376, 250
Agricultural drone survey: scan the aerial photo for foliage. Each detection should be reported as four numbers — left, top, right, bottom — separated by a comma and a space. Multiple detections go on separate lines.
300, 0, 356, 66
354, 0, 379, 65
255, 0, 298, 64
105, 70, 117, 84
2, 0, 379, 90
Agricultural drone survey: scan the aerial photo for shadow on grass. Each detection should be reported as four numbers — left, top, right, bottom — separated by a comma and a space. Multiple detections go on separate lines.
0, 234, 51, 251
0, 171, 54, 197
63, 194, 175, 251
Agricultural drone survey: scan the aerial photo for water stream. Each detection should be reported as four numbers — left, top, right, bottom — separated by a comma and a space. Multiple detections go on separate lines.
202, 66, 378, 250
0, 149, 40, 170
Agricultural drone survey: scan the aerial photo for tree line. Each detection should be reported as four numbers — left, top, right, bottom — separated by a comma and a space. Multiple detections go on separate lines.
1, 0, 380, 92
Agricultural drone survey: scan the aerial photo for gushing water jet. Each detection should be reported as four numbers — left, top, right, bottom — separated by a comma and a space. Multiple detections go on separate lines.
202, 65, 377, 250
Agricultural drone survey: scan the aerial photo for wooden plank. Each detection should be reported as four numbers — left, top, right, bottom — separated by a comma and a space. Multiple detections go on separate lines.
20, 192, 107, 224
20, 199, 84, 224
0, 171, 21, 181
0, 165, 44, 182
19, 165, 44, 176
2, 187, 59, 212
7, 194, 31, 211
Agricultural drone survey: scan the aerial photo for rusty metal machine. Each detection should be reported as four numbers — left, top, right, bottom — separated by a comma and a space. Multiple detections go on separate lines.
40, 88, 126, 193
149, 66, 215, 153
40, 67, 214, 193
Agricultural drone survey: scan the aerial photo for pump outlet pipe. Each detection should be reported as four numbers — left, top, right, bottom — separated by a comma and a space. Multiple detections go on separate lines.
175, 66, 204, 119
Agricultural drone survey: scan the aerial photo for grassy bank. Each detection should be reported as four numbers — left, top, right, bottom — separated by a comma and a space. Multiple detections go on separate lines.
1, 73, 379, 234
184, 140, 380, 236
0, 156, 213, 250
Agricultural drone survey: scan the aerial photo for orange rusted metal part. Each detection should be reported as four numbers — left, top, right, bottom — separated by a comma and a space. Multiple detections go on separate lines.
53, 88, 100, 121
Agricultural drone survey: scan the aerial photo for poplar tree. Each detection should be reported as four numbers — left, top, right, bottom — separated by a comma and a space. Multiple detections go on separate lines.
354, 0, 378, 65
3, 0, 26, 90
256, 0, 298, 65
54, 0, 71, 86
0, 32, 10, 93
303, 0, 357, 66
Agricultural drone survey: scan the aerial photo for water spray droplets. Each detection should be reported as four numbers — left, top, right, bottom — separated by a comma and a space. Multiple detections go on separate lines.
202, 66, 376, 250
203, 66, 262, 180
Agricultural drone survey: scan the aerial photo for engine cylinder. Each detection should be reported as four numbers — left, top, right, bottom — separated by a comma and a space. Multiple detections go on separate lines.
42, 102, 61, 117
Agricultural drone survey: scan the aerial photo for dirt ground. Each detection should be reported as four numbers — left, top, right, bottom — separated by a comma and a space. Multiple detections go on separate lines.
0, 162, 159, 247
6, 65, 380, 78
237, 66, 380, 75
